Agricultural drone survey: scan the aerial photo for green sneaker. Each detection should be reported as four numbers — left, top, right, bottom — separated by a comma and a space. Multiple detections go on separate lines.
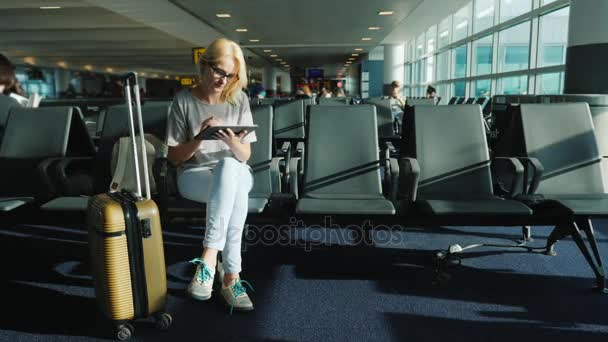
187, 258, 215, 301
221, 278, 254, 314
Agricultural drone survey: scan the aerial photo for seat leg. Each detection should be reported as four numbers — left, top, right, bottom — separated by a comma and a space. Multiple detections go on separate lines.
574, 218, 607, 293
544, 224, 570, 256
521, 225, 533, 242
568, 221, 607, 293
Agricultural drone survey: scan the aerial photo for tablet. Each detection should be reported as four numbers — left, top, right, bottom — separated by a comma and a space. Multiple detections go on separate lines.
194, 125, 258, 140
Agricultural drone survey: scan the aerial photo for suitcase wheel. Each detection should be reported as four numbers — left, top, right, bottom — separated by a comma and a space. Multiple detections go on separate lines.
155, 312, 173, 330
115, 323, 134, 341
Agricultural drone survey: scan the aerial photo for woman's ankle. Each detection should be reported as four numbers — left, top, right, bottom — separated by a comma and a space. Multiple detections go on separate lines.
223, 273, 239, 287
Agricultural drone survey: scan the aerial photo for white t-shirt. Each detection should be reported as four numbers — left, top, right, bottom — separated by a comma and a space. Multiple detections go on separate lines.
166, 89, 257, 171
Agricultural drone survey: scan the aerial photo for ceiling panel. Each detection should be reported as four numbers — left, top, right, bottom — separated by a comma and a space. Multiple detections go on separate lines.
172, 0, 421, 67
0, 0, 422, 76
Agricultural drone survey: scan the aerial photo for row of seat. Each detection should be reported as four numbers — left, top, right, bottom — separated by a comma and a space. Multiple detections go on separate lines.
1, 94, 607, 290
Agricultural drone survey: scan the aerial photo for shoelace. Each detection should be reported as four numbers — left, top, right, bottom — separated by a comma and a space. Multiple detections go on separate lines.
229, 279, 254, 315
189, 258, 212, 283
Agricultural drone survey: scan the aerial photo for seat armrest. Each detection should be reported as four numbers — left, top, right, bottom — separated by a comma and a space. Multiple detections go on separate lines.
270, 157, 283, 194
492, 157, 524, 198
296, 142, 305, 155
49, 157, 95, 196
277, 142, 292, 185
280, 141, 291, 155
385, 141, 396, 154
289, 157, 302, 199
399, 157, 420, 202
38, 158, 62, 196
518, 157, 543, 194
388, 158, 400, 202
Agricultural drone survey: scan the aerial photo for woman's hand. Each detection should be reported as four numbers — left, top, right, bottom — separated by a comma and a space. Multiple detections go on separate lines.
214, 128, 248, 147
200, 116, 222, 132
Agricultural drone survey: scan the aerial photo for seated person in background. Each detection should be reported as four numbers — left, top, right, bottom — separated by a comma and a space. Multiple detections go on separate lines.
384, 80, 406, 125
385, 80, 406, 108
0, 54, 25, 97
333, 87, 345, 98
320, 87, 332, 98
426, 85, 437, 99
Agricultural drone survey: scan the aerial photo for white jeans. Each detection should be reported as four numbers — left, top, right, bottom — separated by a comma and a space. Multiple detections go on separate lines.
177, 157, 253, 274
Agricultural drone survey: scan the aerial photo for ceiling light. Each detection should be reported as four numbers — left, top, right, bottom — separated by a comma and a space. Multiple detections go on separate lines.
346, 61, 352, 64
270, 54, 278, 57
249, 39, 260, 42
280, 62, 286, 64
106, 68, 114, 73
23, 57, 35, 65
57, 61, 68, 68
378, 11, 394, 16
40, 6, 61, 10
216, 13, 231, 18
165, 75, 170, 79
276, 58, 283, 61
361, 37, 372, 41
175, 76, 180, 80
348, 58, 355, 61
153, 74, 159, 78
351, 54, 359, 56
285, 65, 290, 67
236, 28, 248, 32
263, 49, 272, 52
368, 27, 381, 30
355, 48, 364, 51
141, 72, 147, 76
84, 65, 93, 71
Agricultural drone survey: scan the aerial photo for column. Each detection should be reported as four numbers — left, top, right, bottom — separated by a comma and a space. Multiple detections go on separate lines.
263, 65, 277, 97
383, 44, 405, 95
54, 69, 71, 97
564, 0, 608, 94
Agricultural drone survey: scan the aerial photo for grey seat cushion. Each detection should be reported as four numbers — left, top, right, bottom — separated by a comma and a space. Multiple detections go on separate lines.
296, 198, 395, 215
248, 197, 269, 214
539, 194, 608, 215
417, 198, 532, 216
0, 197, 34, 212
41, 196, 89, 211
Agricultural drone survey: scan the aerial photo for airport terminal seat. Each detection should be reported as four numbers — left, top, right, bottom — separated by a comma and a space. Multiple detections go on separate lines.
245, 105, 283, 213
318, 97, 348, 105
295, 105, 398, 215
366, 98, 401, 140
407, 98, 436, 106
500, 103, 608, 290
0, 106, 91, 212
398, 104, 532, 217
0, 95, 19, 144
40, 102, 169, 212
274, 99, 306, 191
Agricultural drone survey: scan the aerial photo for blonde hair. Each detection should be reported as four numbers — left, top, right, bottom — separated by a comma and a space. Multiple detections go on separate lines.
198, 38, 248, 104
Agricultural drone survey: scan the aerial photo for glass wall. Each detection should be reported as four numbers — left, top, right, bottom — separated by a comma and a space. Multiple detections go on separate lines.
474, 0, 495, 33
403, 0, 569, 99
472, 35, 493, 76
500, 0, 532, 23
498, 21, 530, 73
538, 7, 569, 67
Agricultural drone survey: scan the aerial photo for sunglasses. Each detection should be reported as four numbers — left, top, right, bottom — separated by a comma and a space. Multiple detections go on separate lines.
207, 63, 239, 81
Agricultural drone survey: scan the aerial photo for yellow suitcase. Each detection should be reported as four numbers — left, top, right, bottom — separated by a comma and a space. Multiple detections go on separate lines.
87, 72, 171, 341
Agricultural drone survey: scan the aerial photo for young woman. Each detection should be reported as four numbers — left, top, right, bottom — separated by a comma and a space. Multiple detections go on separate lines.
166, 38, 256, 312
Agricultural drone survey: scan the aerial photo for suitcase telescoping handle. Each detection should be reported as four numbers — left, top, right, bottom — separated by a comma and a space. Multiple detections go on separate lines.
123, 72, 151, 200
